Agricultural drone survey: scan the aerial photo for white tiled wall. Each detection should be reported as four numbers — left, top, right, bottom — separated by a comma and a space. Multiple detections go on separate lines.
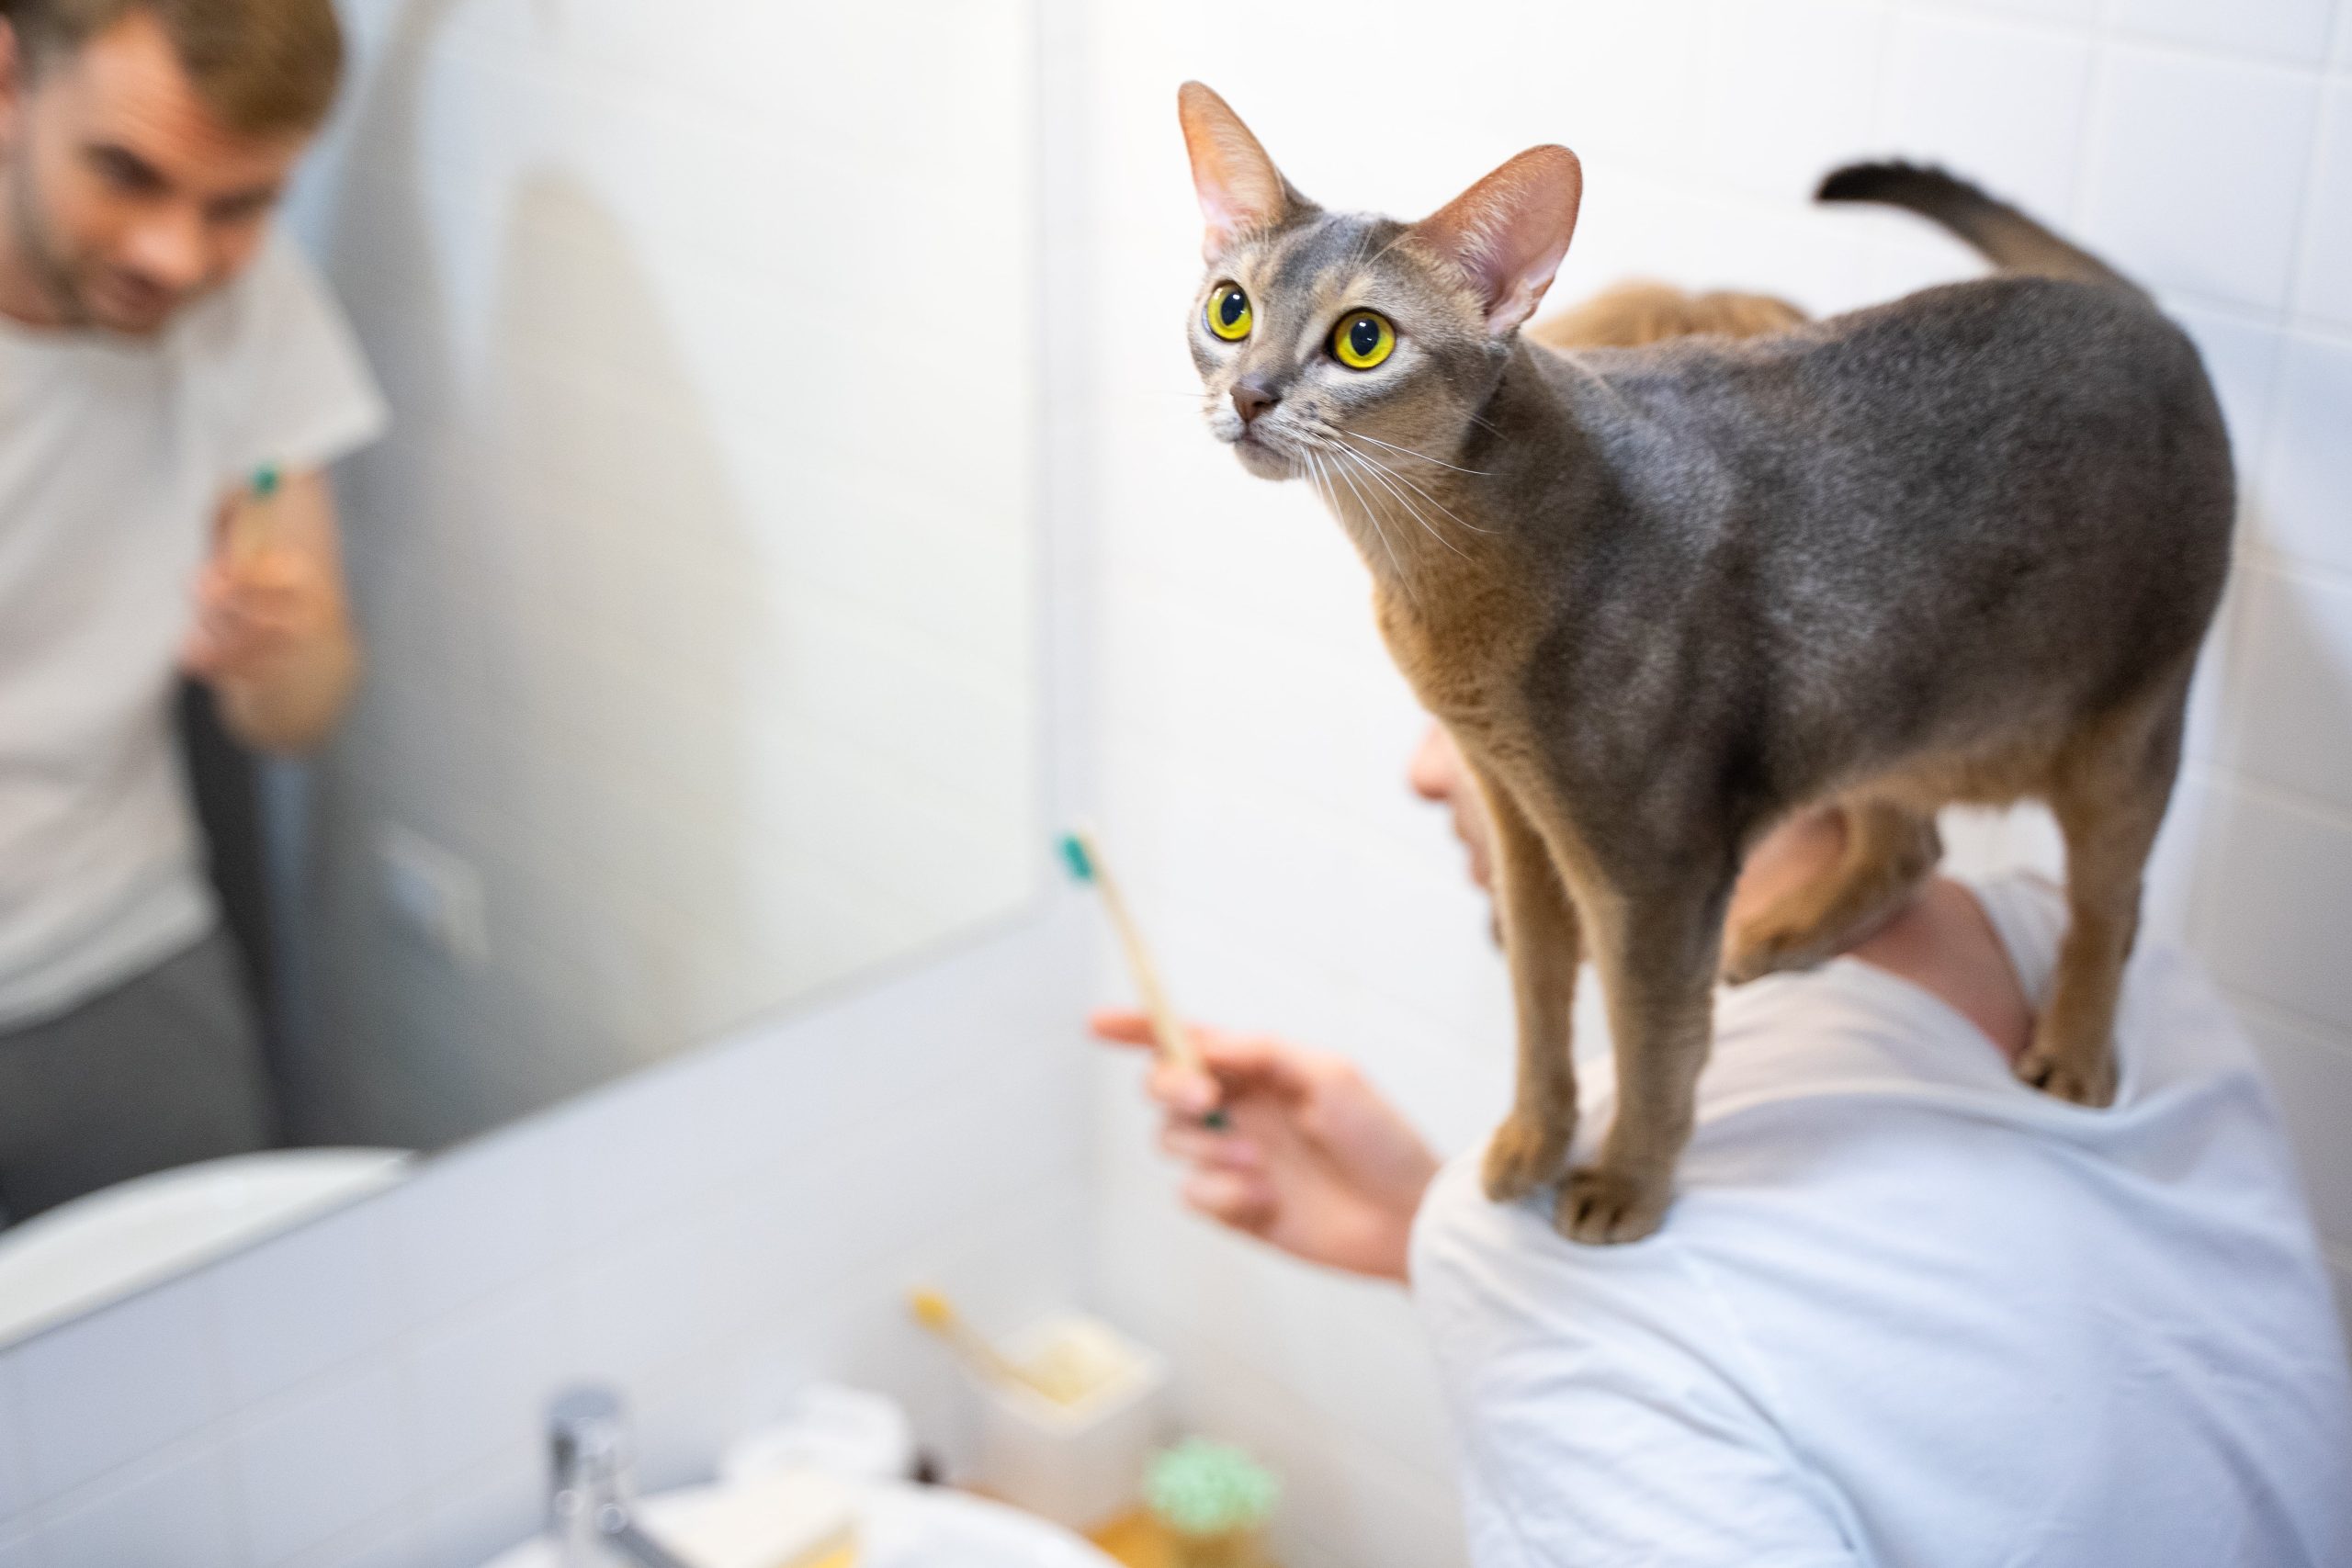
269, 0, 1044, 1149
0, 910, 1095, 1566
1069, 3, 2352, 1564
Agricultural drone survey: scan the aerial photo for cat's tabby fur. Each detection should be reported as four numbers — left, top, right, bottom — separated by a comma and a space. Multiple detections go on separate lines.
1177, 85, 2233, 1243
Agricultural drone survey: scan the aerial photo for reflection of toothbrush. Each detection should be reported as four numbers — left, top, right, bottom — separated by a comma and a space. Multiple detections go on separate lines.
228, 463, 283, 565
1058, 825, 1227, 1130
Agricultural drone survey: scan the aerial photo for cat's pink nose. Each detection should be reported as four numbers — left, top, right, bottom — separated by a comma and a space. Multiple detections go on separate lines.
1231, 381, 1280, 423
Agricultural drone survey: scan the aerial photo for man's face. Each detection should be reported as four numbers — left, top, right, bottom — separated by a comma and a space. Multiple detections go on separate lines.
0, 11, 306, 333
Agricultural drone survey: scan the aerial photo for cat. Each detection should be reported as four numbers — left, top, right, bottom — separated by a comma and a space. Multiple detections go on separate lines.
1529, 283, 1948, 989
1175, 82, 2233, 1244
1526, 284, 1934, 974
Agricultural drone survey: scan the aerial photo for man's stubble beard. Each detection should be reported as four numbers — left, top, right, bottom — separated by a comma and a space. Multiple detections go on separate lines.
1, 123, 95, 329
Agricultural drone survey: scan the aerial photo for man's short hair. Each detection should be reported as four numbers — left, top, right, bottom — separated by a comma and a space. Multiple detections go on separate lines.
3, 0, 344, 136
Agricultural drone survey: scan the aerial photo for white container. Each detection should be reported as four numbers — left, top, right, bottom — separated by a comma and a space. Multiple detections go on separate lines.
721, 1382, 917, 1485
971, 1311, 1170, 1532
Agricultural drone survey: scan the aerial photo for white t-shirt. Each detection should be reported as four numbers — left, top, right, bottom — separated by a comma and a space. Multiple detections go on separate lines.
1411, 874, 2352, 1568
0, 230, 387, 1027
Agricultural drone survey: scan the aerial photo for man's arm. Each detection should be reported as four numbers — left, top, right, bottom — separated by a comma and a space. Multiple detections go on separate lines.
180, 469, 361, 754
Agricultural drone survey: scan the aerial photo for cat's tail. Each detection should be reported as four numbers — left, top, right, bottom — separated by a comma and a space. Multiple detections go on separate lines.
1815, 161, 2145, 298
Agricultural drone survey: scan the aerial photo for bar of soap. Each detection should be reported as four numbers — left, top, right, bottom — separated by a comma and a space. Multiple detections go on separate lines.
646, 1471, 859, 1568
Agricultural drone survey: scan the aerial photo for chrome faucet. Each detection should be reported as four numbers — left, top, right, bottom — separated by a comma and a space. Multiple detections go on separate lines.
546, 1385, 695, 1568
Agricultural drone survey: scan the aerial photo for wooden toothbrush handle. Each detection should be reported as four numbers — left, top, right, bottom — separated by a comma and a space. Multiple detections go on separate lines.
1091, 863, 1200, 1074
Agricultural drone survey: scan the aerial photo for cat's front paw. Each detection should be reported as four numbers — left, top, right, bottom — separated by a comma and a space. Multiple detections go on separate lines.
1556, 1162, 1671, 1244
2015, 1030, 2118, 1109
1482, 1111, 1571, 1202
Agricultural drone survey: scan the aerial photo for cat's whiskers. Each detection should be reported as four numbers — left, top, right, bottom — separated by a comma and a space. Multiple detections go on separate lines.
1335, 446, 1472, 561
1307, 445, 1419, 607
1297, 429, 1470, 564
1329, 434, 1495, 536
1302, 426, 1482, 553
1337, 429, 1489, 477
1364, 227, 1423, 273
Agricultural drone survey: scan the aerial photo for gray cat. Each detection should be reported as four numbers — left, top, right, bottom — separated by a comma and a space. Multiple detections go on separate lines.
1177, 83, 2233, 1243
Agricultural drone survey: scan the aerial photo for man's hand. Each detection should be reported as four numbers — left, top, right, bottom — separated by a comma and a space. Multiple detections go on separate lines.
180, 470, 360, 753
1091, 1010, 1441, 1283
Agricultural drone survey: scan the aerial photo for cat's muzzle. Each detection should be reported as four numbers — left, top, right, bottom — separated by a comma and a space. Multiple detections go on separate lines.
1225, 423, 1302, 481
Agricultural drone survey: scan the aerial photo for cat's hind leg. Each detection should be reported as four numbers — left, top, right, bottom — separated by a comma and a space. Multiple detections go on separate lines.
1721, 798, 1942, 985
1466, 761, 1586, 1204
2018, 677, 2189, 1107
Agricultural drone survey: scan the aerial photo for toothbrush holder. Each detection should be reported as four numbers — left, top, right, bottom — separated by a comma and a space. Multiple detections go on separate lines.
969, 1311, 1171, 1531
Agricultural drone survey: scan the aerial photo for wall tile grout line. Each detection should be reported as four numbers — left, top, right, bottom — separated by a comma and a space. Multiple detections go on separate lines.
2223, 987, 2352, 1061
1916, 0, 2349, 71
2186, 750, 2352, 840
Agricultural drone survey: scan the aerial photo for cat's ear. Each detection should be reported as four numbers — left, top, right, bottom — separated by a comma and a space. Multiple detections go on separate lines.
1178, 82, 1309, 260
1409, 146, 1584, 336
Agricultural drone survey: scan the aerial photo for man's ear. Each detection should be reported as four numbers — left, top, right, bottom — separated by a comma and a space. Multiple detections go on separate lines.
1177, 82, 1310, 261
1408, 145, 1583, 337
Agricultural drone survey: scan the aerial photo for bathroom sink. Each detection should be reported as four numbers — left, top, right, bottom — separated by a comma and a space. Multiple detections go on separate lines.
0, 1147, 408, 1343
482, 1472, 1121, 1568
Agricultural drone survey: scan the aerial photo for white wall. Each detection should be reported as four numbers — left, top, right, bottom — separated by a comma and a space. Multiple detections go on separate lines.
273, 0, 1044, 1149
1073, 3, 2352, 1565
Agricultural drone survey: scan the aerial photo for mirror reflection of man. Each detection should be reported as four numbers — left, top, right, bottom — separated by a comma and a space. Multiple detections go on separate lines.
0, 0, 384, 1222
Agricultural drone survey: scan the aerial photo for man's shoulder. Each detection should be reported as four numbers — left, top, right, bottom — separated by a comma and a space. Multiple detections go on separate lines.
1410, 1149, 1709, 1327
1416, 889, 2293, 1292
169, 229, 337, 367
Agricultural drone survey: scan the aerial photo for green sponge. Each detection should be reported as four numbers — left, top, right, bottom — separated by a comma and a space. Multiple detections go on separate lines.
1147, 1438, 1279, 1538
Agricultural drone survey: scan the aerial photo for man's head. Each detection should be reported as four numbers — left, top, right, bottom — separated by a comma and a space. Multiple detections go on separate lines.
0, 0, 341, 333
1408, 722, 1854, 940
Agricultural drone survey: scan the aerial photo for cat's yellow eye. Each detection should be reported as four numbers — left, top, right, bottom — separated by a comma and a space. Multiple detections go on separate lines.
1205, 282, 1252, 341
1332, 310, 1396, 370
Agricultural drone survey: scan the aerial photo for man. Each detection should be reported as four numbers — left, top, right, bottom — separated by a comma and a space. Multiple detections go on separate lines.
1096, 723, 2352, 1565
0, 0, 383, 1220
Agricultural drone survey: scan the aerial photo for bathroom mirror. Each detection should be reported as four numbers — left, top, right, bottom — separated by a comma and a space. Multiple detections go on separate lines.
0, 0, 1042, 1342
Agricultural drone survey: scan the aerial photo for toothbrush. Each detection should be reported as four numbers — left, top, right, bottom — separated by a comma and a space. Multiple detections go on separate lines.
907, 1287, 1075, 1403
227, 462, 283, 566
1058, 825, 1227, 1130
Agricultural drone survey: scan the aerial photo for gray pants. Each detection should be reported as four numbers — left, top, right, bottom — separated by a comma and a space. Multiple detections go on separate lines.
0, 930, 275, 1226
